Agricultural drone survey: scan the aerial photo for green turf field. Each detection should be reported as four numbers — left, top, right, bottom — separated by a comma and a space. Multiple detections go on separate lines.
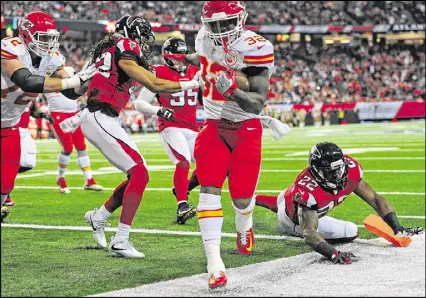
1, 122, 425, 297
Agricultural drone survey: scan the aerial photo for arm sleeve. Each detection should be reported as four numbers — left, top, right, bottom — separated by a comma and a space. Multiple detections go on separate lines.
134, 100, 160, 115
137, 87, 157, 103
10, 68, 45, 93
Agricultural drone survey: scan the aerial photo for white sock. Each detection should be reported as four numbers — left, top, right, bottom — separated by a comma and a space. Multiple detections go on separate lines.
233, 197, 255, 233
1, 194, 7, 205
95, 205, 111, 221
58, 153, 71, 178
197, 193, 225, 274
77, 151, 93, 180
115, 222, 131, 241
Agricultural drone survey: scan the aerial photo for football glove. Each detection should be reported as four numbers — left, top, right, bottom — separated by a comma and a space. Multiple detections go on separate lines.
76, 61, 97, 85
215, 69, 238, 97
331, 251, 360, 264
157, 107, 175, 121
395, 226, 423, 236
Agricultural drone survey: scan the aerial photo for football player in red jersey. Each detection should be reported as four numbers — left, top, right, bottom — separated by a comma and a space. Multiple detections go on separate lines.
1, 11, 96, 220
135, 38, 201, 225
76, 15, 200, 258
255, 142, 423, 264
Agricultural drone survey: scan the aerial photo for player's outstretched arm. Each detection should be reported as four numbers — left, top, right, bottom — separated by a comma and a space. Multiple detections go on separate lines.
118, 59, 198, 94
299, 205, 359, 264
354, 180, 423, 235
163, 53, 200, 67
131, 88, 174, 120
2, 59, 95, 94
215, 67, 269, 114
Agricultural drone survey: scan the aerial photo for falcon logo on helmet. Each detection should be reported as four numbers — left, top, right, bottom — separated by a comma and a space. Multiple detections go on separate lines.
162, 37, 189, 73
201, 1, 248, 52
18, 11, 60, 57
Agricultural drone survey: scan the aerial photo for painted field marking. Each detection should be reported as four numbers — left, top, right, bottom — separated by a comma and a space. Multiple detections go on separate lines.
12, 185, 425, 196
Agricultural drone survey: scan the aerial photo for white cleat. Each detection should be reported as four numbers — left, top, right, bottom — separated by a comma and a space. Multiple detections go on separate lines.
83, 178, 104, 191
85, 209, 107, 249
109, 236, 145, 258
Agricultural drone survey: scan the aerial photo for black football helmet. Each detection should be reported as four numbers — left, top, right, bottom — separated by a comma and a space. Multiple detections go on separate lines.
162, 37, 188, 73
115, 15, 155, 59
308, 142, 348, 192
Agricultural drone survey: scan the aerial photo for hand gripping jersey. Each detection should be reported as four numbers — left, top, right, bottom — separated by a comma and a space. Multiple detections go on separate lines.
195, 27, 274, 122
40, 54, 79, 113
283, 156, 364, 224
1, 37, 38, 128
86, 36, 144, 114
153, 64, 200, 132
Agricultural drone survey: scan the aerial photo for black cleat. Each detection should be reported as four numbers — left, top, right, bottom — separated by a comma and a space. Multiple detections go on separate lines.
1, 207, 9, 223
176, 202, 197, 225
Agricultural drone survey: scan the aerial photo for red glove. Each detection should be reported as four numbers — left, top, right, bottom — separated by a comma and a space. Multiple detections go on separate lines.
215, 69, 238, 97
163, 53, 186, 62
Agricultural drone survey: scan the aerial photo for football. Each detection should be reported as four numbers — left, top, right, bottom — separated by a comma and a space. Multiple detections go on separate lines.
235, 70, 250, 92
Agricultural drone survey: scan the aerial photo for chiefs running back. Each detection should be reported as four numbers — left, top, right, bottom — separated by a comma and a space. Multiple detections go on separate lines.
136, 38, 201, 225
255, 142, 423, 264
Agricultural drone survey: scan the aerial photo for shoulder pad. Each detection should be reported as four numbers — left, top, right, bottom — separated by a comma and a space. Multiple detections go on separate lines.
291, 185, 318, 209
39, 51, 66, 76
195, 27, 207, 52
345, 155, 364, 180
1, 37, 27, 59
116, 38, 141, 56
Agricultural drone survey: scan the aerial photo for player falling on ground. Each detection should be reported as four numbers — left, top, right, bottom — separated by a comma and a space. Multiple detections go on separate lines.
3, 101, 54, 207
38, 55, 103, 194
255, 142, 423, 264
164, 1, 277, 288
1, 11, 96, 222
73, 15, 200, 258
136, 37, 202, 224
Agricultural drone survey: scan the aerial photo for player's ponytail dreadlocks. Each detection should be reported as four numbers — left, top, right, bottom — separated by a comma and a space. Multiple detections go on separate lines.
89, 33, 118, 65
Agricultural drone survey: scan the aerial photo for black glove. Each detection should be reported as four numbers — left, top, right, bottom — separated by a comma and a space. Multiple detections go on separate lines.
157, 108, 175, 121
331, 251, 360, 264
395, 226, 423, 236
40, 113, 54, 124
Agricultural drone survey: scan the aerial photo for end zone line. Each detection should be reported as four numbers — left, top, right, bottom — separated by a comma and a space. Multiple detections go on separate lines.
12, 186, 425, 196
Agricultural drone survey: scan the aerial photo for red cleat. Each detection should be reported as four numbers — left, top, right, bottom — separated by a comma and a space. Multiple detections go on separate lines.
57, 177, 70, 194
3, 195, 16, 206
237, 227, 254, 256
208, 271, 227, 289
84, 178, 104, 191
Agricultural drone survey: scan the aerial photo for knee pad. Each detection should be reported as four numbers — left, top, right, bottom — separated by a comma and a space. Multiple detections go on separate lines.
345, 222, 359, 239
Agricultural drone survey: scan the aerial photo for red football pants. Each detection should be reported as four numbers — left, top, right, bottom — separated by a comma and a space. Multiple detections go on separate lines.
194, 118, 262, 199
1, 127, 21, 194
50, 111, 86, 153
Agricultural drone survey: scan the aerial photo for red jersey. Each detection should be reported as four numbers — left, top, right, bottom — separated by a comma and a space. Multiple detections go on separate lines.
87, 36, 143, 114
153, 64, 200, 132
284, 155, 363, 224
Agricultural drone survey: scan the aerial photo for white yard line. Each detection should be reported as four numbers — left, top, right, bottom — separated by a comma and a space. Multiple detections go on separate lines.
12, 185, 426, 196
398, 216, 425, 219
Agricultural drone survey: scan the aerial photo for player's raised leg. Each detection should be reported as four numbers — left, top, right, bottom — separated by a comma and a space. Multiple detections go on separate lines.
228, 119, 262, 256
161, 127, 196, 224
194, 121, 230, 288
82, 111, 148, 258
72, 126, 103, 191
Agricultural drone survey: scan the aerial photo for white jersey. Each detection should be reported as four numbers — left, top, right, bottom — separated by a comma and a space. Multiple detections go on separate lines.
1, 37, 38, 128
195, 27, 274, 122
0, 37, 62, 128
42, 55, 78, 113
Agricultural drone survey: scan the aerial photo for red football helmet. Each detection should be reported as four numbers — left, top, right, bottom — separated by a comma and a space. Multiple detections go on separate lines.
201, 1, 247, 52
18, 11, 60, 57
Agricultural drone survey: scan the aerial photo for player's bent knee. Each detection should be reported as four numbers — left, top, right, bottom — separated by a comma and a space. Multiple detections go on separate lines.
128, 164, 149, 185
176, 160, 190, 171
200, 186, 221, 196
345, 222, 359, 239
232, 197, 252, 210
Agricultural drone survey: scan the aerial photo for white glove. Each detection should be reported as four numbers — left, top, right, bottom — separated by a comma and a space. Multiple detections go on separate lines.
59, 111, 84, 133
260, 116, 291, 141
61, 61, 97, 90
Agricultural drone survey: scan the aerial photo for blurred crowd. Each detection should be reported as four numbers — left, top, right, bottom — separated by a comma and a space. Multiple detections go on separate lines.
2, 1, 425, 25
270, 42, 425, 104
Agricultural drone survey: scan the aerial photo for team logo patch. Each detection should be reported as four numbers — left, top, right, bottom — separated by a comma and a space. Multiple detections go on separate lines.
129, 41, 138, 50
225, 49, 237, 66
295, 192, 303, 204
20, 18, 34, 30
44, 64, 55, 77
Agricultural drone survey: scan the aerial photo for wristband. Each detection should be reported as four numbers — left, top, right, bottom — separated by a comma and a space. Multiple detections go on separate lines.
314, 242, 338, 259
383, 212, 402, 232
179, 80, 198, 91
61, 75, 81, 90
